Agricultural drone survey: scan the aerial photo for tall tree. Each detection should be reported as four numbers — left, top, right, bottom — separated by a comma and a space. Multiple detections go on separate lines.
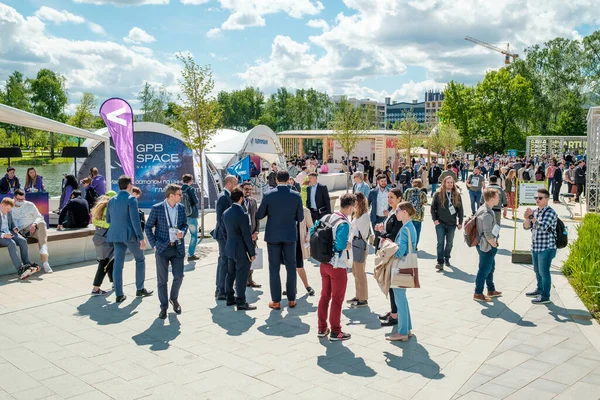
1, 71, 31, 147
138, 82, 170, 124
438, 81, 475, 149
395, 109, 426, 162
217, 87, 264, 131
583, 30, 600, 97
28, 69, 68, 158
330, 97, 367, 191
69, 92, 97, 130
172, 54, 222, 238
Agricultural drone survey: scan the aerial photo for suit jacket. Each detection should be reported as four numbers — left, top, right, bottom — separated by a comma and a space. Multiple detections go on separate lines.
241, 197, 259, 235
374, 211, 403, 249
256, 185, 304, 243
306, 183, 331, 215
214, 190, 232, 241
0, 211, 17, 233
223, 203, 256, 260
553, 167, 563, 183
145, 201, 188, 256
429, 166, 442, 183
368, 187, 391, 224
106, 190, 144, 243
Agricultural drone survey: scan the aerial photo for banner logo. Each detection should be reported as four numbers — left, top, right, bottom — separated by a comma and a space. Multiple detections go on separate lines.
100, 98, 135, 181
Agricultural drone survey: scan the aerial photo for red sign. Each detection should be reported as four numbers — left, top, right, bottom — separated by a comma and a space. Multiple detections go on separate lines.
386, 138, 397, 148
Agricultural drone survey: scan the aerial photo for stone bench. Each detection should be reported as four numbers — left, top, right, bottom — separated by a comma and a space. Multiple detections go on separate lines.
0, 226, 97, 276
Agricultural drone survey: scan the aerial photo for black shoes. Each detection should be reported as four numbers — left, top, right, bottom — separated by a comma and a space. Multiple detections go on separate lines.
216, 294, 227, 301
116, 295, 127, 303
330, 331, 351, 341
307, 287, 315, 296
381, 316, 398, 326
159, 309, 167, 319
187, 255, 200, 261
378, 311, 391, 320
525, 290, 540, 297
444, 259, 451, 267
435, 263, 444, 272
226, 297, 237, 306
351, 300, 368, 308
136, 289, 154, 297
170, 299, 182, 314
237, 303, 257, 311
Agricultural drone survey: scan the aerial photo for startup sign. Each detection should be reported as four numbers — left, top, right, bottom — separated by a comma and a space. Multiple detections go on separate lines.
136, 143, 180, 163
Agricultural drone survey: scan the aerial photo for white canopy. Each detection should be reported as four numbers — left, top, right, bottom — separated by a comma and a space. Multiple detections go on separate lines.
398, 146, 439, 157
0, 104, 112, 182
206, 125, 284, 170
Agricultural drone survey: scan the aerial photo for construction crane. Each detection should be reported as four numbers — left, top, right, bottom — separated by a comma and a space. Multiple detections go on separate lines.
465, 36, 519, 65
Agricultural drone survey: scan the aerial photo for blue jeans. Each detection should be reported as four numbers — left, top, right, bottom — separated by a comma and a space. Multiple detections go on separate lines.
413, 221, 422, 246
393, 288, 412, 335
469, 190, 482, 214
0, 236, 30, 270
431, 183, 438, 194
532, 248, 556, 299
547, 178, 555, 195
186, 217, 198, 257
435, 224, 456, 264
112, 241, 146, 297
475, 245, 497, 294
461, 169, 468, 182
155, 246, 184, 310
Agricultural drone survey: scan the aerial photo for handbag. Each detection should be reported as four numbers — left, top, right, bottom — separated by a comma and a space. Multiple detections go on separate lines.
390, 227, 419, 288
251, 247, 263, 270
352, 231, 367, 263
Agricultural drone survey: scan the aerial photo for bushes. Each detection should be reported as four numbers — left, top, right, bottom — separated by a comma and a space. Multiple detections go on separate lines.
563, 213, 600, 317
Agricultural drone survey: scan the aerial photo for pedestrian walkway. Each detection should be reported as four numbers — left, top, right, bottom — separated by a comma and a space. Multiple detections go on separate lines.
0, 184, 598, 400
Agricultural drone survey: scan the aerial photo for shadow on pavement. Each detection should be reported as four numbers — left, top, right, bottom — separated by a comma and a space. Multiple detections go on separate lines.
544, 302, 593, 326
385, 336, 445, 380
75, 295, 141, 325
317, 340, 376, 377
132, 314, 181, 351
342, 306, 381, 330
210, 304, 257, 336
417, 251, 436, 260
442, 265, 475, 283
496, 249, 512, 257
479, 299, 536, 327
257, 309, 310, 338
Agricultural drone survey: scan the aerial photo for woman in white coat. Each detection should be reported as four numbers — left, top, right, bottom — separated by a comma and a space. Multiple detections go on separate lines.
347, 193, 371, 307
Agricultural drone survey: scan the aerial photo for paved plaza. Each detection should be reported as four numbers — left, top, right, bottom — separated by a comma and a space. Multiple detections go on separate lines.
1, 185, 599, 400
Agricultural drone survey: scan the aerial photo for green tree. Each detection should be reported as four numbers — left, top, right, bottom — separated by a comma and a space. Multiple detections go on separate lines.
475, 69, 533, 151
330, 97, 367, 191
583, 30, 600, 96
217, 87, 264, 131
138, 82, 170, 124
69, 92, 97, 130
172, 54, 222, 238
28, 69, 68, 158
430, 123, 460, 164
438, 81, 476, 149
394, 109, 426, 162
1, 71, 31, 147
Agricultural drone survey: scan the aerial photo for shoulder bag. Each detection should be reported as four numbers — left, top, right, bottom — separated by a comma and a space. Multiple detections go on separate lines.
391, 227, 420, 288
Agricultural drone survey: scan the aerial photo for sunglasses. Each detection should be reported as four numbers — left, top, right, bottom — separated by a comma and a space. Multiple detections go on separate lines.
534, 196, 548, 200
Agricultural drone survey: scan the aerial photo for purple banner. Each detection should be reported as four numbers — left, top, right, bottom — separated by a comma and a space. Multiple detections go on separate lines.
100, 98, 135, 181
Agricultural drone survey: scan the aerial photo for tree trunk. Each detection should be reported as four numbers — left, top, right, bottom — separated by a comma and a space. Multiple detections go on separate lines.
199, 150, 205, 241
346, 151, 350, 193
50, 133, 55, 159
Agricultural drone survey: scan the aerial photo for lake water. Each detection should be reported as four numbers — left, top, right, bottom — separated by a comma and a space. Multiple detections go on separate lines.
9, 163, 73, 196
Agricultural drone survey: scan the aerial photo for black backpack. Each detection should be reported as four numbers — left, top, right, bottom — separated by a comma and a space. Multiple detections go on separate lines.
309, 214, 345, 263
181, 187, 194, 217
522, 170, 530, 181
555, 217, 568, 249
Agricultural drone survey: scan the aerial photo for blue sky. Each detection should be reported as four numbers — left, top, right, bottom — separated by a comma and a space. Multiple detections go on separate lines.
1, 0, 598, 112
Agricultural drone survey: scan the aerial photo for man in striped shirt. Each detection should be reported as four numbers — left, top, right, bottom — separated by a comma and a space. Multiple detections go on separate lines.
523, 188, 558, 305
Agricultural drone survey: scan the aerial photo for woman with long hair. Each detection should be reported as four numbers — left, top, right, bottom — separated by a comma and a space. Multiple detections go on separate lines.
90, 192, 117, 295
431, 176, 464, 272
347, 192, 370, 307
24, 167, 45, 193
59, 174, 79, 209
375, 188, 404, 327
386, 201, 419, 341
504, 169, 517, 219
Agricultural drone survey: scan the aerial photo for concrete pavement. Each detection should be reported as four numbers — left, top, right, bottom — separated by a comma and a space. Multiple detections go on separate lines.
0, 182, 599, 400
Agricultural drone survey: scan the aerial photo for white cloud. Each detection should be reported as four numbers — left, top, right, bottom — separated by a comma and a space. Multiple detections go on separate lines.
130, 46, 153, 56
206, 28, 222, 38
180, 0, 210, 4
34, 6, 107, 36
0, 3, 193, 111
306, 19, 329, 31
209, 52, 227, 61
35, 6, 85, 24
73, 0, 170, 5
124, 27, 156, 44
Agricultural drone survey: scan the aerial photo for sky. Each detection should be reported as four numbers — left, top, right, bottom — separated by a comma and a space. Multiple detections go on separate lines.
1, 0, 599, 114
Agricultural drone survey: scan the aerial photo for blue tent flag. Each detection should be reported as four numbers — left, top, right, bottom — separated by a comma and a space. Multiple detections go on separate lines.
227, 155, 251, 181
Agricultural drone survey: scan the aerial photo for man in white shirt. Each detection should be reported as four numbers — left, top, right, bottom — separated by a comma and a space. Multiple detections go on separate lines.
0, 198, 38, 280
11, 189, 52, 273
294, 166, 308, 185
367, 174, 390, 231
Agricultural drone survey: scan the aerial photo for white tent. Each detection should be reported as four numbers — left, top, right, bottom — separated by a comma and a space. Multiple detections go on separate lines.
398, 146, 440, 157
205, 125, 285, 170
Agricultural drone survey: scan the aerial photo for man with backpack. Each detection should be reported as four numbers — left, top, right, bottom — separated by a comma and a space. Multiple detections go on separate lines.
181, 174, 200, 262
481, 176, 507, 224
523, 188, 559, 305
310, 193, 356, 341
473, 189, 502, 302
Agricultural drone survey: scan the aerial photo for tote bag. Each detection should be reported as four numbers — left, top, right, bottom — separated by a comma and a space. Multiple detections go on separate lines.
352, 231, 368, 263
391, 227, 419, 288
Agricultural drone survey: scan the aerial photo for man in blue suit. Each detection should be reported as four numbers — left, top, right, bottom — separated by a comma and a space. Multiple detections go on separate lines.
106, 175, 153, 303
213, 175, 238, 300
223, 187, 257, 311
145, 184, 188, 319
368, 174, 390, 229
256, 170, 304, 310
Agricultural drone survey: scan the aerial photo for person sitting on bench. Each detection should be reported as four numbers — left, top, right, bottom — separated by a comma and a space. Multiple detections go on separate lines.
58, 190, 90, 230
0, 197, 38, 280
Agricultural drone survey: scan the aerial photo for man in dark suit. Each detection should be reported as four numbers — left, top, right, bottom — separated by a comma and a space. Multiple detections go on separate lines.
213, 175, 238, 300
552, 162, 564, 203
57, 190, 89, 230
256, 170, 304, 310
368, 174, 390, 233
223, 187, 257, 311
306, 172, 331, 222
429, 160, 442, 193
574, 160, 586, 203
106, 175, 153, 303
241, 182, 261, 288
145, 184, 188, 319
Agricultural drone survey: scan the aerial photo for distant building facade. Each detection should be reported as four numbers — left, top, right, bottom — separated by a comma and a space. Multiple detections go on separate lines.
331, 95, 387, 130
385, 99, 425, 128
425, 90, 444, 129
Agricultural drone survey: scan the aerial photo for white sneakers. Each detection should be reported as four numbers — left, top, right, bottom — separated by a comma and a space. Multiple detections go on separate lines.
43, 262, 53, 273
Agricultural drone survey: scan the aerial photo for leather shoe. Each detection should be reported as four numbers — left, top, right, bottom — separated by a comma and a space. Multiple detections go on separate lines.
136, 288, 154, 297
268, 302, 281, 310
226, 297, 237, 306
247, 281, 262, 288
158, 308, 167, 319
237, 303, 257, 311
216, 294, 227, 301
115, 295, 127, 303
288, 301, 297, 308
169, 299, 182, 314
